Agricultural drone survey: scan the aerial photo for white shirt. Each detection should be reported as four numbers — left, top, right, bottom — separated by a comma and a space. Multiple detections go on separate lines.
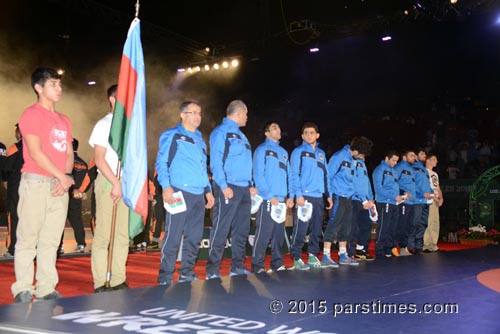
88, 113, 119, 175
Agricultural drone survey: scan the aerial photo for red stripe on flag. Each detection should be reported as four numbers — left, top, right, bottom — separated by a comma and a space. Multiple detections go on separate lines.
135, 179, 149, 222
116, 54, 138, 120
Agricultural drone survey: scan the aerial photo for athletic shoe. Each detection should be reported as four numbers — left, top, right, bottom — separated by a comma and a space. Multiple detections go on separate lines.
293, 259, 310, 271
14, 291, 32, 303
266, 265, 287, 273
39, 291, 62, 300
178, 275, 199, 283
74, 245, 85, 253
206, 273, 221, 280
3, 251, 14, 258
147, 242, 159, 250
57, 246, 65, 256
354, 249, 374, 261
384, 254, 392, 258
339, 253, 359, 266
256, 268, 267, 274
308, 255, 322, 268
391, 247, 400, 257
320, 254, 339, 268
94, 286, 110, 293
111, 282, 128, 291
159, 281, 171, 287
399, 247, 413, 256
230, 268, 250, 276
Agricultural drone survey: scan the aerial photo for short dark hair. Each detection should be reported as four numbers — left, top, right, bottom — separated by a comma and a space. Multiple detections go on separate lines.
226, 100, 247, 115
385, 149, 399, 160
107, 84, 118, 99
31, 67, 61, 95
263, 121, 279, 133
180, 100, 201, 113
72, 138, 79, 151
401, 148, 416, 156
415, 147, 426, 155
426, 152, 437, 160
301, 122, 319, 134
350, 136, 373, 156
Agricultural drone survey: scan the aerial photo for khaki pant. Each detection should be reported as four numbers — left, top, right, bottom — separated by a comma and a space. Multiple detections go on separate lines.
91, 173, 130, 288
11, 173, 69, 298
423, 202, 440, 251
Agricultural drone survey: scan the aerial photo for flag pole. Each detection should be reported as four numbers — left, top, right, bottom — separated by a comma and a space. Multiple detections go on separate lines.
135, 0, 140, 18
105, 161, 122, 288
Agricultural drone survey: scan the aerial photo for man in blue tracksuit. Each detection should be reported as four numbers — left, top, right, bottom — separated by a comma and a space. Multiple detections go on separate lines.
155, 101, 215, 286
324, 136, 373, 266
372, 150, 403, 258
394, 149, 417, 257
288, 122, 332, 270
251, 122, 294, 273
410, 149, 434, 253
207, 100, 257, 278
349, 154, 375, 261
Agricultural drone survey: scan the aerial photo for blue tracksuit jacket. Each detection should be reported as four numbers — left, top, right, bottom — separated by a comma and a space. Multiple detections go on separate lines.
328, 145, 355, 198
394, 160, 416, 204
352, 158, 374, 202
412, 161, 433, 204
372, 160, 399, 205
289, 141, 329, 199
155, 124, 211, 195
209, 117, 252, 189
252, 139, 290, 201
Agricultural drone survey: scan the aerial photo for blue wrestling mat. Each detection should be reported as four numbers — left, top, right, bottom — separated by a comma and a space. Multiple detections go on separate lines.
0, 246, 499, 334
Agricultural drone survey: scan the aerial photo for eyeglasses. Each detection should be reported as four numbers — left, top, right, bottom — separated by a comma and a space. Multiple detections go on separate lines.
182, 111, 203, 117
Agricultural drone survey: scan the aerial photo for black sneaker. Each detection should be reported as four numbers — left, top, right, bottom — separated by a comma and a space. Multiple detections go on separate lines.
94, 286, 111, 293
111, 282, 128, 290
355, 249, 375, 261
14, 291, 32, 303
39, 291, 62, 300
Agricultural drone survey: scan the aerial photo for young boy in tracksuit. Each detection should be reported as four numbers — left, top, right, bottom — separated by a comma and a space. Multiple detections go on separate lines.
288, 122, 332, 270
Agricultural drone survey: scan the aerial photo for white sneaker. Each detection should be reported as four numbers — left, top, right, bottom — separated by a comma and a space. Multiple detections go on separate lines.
75, 245, 85, 253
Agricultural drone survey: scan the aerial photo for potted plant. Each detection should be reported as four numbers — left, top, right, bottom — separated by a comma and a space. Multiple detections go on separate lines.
456, 224, 500, 246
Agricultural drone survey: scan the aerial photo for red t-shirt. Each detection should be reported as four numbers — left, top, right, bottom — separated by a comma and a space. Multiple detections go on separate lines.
19, 103, 72, 177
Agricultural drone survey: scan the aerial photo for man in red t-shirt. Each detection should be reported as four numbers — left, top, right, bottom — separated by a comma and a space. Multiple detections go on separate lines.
11, 67, 74, 303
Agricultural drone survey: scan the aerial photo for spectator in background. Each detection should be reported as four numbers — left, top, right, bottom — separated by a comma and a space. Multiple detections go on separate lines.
3, 124, 23, 258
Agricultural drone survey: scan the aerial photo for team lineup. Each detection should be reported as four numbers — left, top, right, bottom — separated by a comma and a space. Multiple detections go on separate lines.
8, 67, 443, 303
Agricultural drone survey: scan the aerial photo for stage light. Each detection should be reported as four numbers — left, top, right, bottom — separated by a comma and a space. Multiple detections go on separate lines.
450, 0, 458, 4
205, 47, 210, 53
188, 67, 193, 73
213, 63, 220, 70
309, 47, 320, 53
194, 66, 201, 72
222, 61, 229, 68
87, 81, 96, 86
57, 69, 65, 75
177, 68, 186, 72
204, 64, 210, 71
231, 59, 239, 67
382, 36, 392, 41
